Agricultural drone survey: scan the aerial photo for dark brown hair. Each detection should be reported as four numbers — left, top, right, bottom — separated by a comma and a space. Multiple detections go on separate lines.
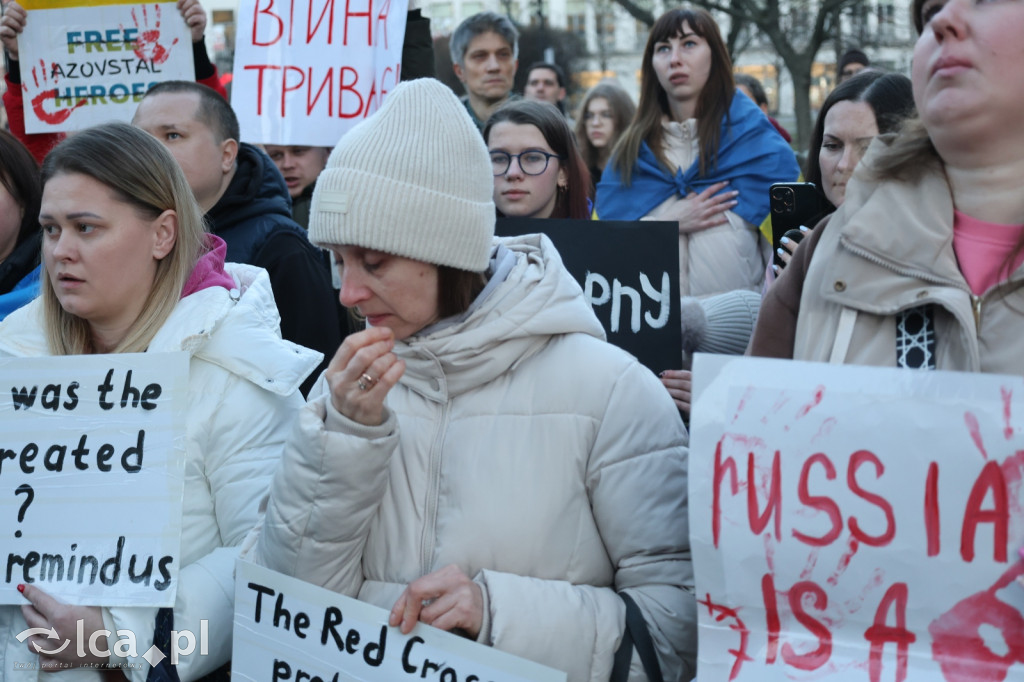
0, 130, 41, 251
612, 7, 734, 183
484, 99, 591, 219
574, 81, 636, 179
437, 265, 487, 318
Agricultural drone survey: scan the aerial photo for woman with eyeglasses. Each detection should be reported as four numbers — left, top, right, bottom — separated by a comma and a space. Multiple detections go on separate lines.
485, 99, 592, 220
596, 7, 798, 299
575, 81, 636, 190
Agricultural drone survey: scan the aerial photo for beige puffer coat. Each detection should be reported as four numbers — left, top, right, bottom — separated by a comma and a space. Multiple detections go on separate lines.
794, 155, 1024, 372
246, 234, 696, 681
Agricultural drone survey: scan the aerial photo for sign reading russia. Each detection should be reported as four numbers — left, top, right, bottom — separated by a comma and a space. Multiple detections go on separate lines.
19, 0, 193, 133
232, 0, 408, 146
689, 355, 1024, 681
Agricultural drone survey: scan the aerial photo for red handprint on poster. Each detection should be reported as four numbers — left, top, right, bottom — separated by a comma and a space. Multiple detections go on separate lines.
25, 59, 86, 126
131, 4, 178, 64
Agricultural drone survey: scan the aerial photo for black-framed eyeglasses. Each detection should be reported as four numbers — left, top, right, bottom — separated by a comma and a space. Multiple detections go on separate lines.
490, 150, 565, 177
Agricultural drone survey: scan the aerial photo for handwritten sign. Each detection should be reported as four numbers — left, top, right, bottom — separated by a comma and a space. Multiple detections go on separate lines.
496, 219, 682, 374
233, 561, 568, 682
19, 0, 193, 134
0, 353, 187, 606
689, 354, 1024, 681
232, 0, 409, 146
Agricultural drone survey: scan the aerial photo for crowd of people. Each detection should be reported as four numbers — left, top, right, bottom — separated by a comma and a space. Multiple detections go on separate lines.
0, 0, 1018, 678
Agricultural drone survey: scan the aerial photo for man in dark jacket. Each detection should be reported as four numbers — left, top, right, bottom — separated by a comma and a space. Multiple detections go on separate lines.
133, 81, 340, 395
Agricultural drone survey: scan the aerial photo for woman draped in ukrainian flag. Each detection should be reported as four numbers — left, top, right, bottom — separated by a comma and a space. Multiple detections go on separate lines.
596, 7, 799, 300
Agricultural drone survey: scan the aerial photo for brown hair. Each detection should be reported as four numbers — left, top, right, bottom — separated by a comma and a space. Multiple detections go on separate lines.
437, 265, 487, 318
484, 99, 592, 219
574, 81, 636, 180
612, 7, 734, 183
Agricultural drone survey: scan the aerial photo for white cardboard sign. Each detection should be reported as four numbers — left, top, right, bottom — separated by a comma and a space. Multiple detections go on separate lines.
19, 0, 193, 133
690, 354, 1024, 681
0, 352, 187, 606
231, 0, 408, 146
233, 561, 568, 682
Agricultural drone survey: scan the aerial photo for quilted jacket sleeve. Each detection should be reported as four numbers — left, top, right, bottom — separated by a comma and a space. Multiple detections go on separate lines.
246, 383, 399, 597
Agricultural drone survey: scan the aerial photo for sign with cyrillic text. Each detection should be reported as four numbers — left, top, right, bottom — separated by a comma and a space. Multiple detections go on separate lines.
233, 561, 568, 682
20, 1, 193, 133
690, 354, 1024, 680
0, 352, 187, 606
232, 0, 408, 146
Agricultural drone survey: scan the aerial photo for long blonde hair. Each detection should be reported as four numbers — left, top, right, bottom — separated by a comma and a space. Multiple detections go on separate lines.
40, 122, 206, 355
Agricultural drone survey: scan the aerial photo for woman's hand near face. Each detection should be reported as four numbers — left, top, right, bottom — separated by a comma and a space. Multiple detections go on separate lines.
19, 584, 111, 670
326, 327, 405, 426
389, 564, 484, 638
655, 181, 738, 234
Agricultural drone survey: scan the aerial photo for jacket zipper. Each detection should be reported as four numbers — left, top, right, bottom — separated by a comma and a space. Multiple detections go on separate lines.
420, 400, 449, 577
838, 237, 983, 364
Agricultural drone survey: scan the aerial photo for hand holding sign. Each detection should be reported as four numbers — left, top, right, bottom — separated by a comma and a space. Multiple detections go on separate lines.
20, 584, 108, 669
0, 0, 26, 59
389, 564, 484, 637
176, 0, 206, 43
131, 4, 177, 64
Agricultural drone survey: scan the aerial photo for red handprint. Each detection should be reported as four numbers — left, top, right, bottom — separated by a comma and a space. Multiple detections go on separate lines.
929, 562, 1024, 681
131, 4, 178, 65
25, 59, 86, 126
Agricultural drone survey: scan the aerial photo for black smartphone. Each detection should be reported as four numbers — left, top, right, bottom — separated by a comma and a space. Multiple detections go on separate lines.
770, 182, 824, 268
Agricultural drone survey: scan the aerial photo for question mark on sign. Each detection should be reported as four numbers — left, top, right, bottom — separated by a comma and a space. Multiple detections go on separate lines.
14, 484, 33, 538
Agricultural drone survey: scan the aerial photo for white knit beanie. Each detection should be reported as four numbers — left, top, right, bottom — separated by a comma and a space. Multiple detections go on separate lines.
309, 78, 495, 272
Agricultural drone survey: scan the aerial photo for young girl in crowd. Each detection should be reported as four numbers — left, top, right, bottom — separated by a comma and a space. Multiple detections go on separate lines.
0, 130, 41, 320
754, 0, 1024, 372
244, 79, 694, 680
484, 99, 592, 220
596, 7, 798, 299
0, 123, 319, 681
574, 81, 635, 190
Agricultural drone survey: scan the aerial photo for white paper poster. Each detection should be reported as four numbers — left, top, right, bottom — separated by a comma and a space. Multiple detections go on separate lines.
231, 0, 408, 146
19, 0, 193, 133
0, 352, 187, 606
690, 354, 1024, 681
233, 561, 568, 682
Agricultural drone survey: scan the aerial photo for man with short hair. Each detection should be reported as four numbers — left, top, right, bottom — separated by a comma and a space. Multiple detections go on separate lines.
450, 11, 518, 131
133, 81, 340, 395
524, 61, 572, 124
264, 145, 331, 229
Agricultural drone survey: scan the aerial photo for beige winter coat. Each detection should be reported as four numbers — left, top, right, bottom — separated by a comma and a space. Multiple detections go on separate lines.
245, 235, 696, 681
644, 119, 770, 298
793, 153, 1024, 372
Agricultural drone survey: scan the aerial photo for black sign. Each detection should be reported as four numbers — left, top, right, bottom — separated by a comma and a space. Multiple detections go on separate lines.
496, 218, 682, 374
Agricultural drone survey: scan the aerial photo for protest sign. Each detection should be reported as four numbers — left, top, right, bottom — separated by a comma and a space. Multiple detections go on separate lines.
496, 219, 682, 374
689, 354, 1024, 681
232, 0, 409, 146
0, 353, 187, 606
233, 561, 568, 682
19, 0, 194, 134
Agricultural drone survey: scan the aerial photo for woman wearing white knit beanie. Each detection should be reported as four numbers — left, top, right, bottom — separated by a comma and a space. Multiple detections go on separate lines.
247, 78, 696, 680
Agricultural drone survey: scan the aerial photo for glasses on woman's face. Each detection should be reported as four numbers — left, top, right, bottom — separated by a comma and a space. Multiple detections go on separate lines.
490, 150, 564, 177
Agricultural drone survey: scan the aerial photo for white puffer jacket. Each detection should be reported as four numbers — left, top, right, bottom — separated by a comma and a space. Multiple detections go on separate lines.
245, 235, 695, 681
0, 264, 321, 682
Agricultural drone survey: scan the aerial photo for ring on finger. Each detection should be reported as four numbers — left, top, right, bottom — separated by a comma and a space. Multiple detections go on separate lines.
357, 373, 377, 391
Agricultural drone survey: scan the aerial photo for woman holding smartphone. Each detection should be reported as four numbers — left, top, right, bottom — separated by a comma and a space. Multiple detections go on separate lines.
754, 0, 1024, 372
596, 7, 798, 299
